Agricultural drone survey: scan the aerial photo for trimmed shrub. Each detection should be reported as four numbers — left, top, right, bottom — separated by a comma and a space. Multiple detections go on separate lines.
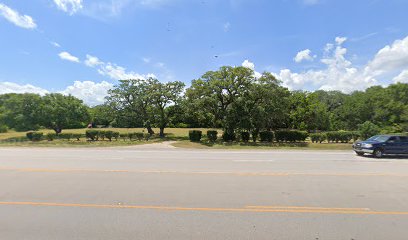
26, 131, 43, 141
72, 134, 82, 141
99, 131, 106, 140
222, 131, 236, 142
112, 131, 120, 141
207, 130, 218, 142
326, 131, 353, 143
310, 133, 327, 143
46, 133, 57, 141
135, 132, 144, 141
105, 131, 114, 141
0, 125, 8, 133
86, 130, 100, 141
251, 130, 259, 143
189, 130, 202, 142
241, 132, 250, 142
259, 131, 274, 142
120, 133, 128, 141
275, 130, 308, 142
59, 133, 73, 140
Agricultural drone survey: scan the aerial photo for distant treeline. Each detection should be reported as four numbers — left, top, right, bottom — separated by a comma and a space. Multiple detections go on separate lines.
1, 66, 407, 137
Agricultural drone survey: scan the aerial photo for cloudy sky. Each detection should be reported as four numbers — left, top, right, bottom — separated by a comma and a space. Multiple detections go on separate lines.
1, 0, 408, 105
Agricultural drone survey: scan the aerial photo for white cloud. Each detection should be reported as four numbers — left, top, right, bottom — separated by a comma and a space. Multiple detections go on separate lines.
51, 41, 61, 48
85, 54, 102, 67
54, 0, 83, 15
279, 35, 408, 92
98, 63, 156, 80
0, 82, 49, 95
393, 70, 408, 83
142, 57, 151, 63
364, 36, 408, 77
335, 36, 347, 45
278, 36, 378, 92
242, 60, 262, 79
61, 81, 113, 106
59, 51, 80, 63
84, 54, 156, 80
0, 3, 37, 29
294, 49, 314, 63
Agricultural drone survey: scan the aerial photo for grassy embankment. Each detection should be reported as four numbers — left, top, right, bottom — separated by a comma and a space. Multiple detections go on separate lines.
0, 128, 353, 150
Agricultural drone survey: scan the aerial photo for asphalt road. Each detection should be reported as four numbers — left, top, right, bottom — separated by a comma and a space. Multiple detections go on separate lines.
1, 145, 408, 239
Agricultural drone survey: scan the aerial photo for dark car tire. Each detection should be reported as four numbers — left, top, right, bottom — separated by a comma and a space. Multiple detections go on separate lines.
373, 148, 384, 158
356, 152, 365, 156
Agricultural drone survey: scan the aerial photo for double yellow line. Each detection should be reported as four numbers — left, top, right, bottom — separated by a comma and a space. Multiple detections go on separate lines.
0, 201, 407, 215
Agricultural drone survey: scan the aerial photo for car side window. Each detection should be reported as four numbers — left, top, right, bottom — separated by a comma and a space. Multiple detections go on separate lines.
388, 136, 399, 143
400, 136, 408, 143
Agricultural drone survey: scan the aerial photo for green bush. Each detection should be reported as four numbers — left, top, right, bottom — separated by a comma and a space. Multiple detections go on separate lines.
207, 130, 218, 142
26, 131, 43, 141
189, 130, 202, 142
46, 133, 57, 141
119, 133, 128, 141
241, 132, 250, 142
251, 130, 259, 142
310, 133, 327, 143
105, 131, 114, 141
222, 131, 236, 142
59, 133, 73, 140
359, 121, 380, 140
326, 131, 353, 143
86, 130, 100, 141
275, 130, 308, 142
0, 125, 8, 133
259, 131, 274, 142
112, 131, 120, 141
99, 131, 106, 140
72, 134, 82, 141
135, 132, 145, 141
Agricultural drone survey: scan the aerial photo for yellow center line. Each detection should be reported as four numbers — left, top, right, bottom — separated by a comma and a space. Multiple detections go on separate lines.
0, 201, 407, 215
245, 206, 371, 211
0, 167, 407, 177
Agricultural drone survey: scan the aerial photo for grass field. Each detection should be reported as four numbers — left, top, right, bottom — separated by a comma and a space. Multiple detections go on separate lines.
0, 128, 353, 150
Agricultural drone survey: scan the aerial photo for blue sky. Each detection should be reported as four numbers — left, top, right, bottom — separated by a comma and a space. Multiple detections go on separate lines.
1, 0, 408, 105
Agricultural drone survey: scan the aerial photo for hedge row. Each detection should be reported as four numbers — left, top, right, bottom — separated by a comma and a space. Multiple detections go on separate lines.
189, 130, 309, 143
310, 131, 360, 143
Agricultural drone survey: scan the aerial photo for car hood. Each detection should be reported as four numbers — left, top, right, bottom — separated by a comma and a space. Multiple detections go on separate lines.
355, 140, 381, 145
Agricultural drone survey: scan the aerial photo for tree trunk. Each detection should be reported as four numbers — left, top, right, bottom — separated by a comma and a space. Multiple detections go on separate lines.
54, 127, 62, 135
159, 127, 165, 138
147, 126, 155, 135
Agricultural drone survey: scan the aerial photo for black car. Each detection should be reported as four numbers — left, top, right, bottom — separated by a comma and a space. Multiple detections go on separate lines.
353, 135, 408, 158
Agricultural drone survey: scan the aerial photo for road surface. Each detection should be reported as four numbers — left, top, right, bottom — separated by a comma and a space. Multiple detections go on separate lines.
1, 145, 408, 239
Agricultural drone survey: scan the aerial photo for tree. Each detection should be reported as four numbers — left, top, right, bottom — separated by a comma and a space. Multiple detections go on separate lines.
107, 78, 156, 134
149, 79, 185, 137
358, 121, 380, 140
90, 104, 115, 127
40, 94, 90, 134
106, 78, 185, 137
186, 66, 255, 134
0, 93, 43, 131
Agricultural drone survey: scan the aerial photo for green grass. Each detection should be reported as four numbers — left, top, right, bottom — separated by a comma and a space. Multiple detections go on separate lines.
0, 128, 213, 147
0, 128, 353, 150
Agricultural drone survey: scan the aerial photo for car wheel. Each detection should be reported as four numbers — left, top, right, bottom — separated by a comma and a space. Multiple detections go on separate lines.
373, 148, 384, 158
356, 152, 365, 156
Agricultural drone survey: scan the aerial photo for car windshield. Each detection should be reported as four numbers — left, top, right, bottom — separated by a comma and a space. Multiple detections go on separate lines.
367, 136, 390, 142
